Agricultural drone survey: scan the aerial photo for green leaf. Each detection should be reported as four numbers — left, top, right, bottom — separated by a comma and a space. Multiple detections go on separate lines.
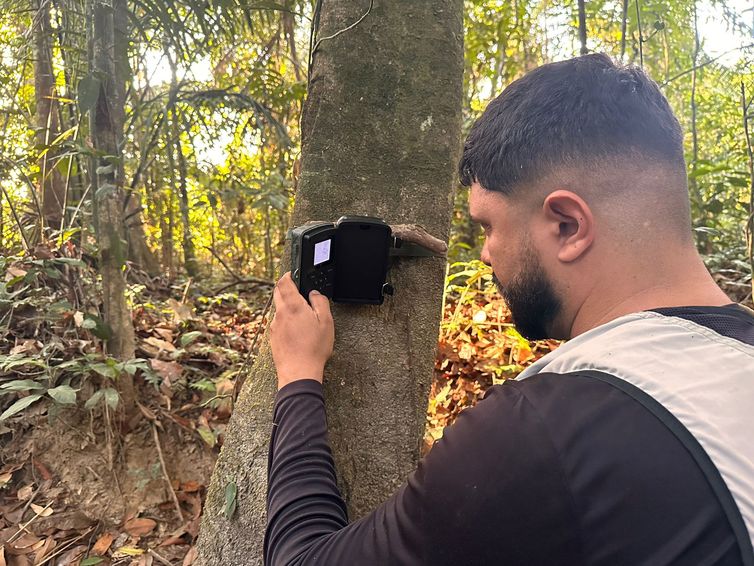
90, 363, 119, 379
84, 390, 104, 410
0, 356, 46, 371
180, 331, 203, 347
81, 557, 104, 566
0, 394, 43, 420
47, 385, 77, 405
82, 314, 112, 340
51, 257, 87, 268
103, 387, 119, 410
121, 358, 149, 376
0, 379, 46, 392
224, 481, 237, 519
96, 164, 114, 176
198, 425, 216, 447
77, 74, 101, 113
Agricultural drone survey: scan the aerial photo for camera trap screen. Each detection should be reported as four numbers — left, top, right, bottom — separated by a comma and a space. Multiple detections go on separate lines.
313, 239, 331, 266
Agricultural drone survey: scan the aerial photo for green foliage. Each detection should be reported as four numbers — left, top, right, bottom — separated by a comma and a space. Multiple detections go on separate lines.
0, 351, 156, 420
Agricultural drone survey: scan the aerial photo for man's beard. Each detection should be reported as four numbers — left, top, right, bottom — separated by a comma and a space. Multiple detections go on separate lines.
491, 252, 562, 341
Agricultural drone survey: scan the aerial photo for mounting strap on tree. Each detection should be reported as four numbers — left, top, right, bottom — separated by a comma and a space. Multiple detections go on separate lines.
290, 216, 447, 305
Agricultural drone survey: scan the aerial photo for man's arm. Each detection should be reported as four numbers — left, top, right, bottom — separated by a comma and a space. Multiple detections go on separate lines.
265, 273, 580, 565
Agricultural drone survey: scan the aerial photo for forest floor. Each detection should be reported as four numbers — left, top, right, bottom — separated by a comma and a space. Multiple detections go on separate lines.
0, 248, 750, 566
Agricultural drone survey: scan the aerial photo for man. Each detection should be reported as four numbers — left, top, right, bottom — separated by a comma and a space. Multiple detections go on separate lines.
264, 54, 754, 565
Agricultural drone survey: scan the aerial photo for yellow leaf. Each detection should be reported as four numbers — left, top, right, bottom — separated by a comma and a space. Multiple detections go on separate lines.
114, 546, 145, 557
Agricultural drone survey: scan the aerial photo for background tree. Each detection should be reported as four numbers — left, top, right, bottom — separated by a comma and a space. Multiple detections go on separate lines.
88, 0, 137, 407
195, 0, 465, 563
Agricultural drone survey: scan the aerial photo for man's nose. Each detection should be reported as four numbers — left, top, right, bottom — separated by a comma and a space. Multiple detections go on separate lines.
480, 243, 491, 266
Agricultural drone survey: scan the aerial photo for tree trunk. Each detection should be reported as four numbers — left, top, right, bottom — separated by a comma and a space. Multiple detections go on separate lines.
175, 119, 198, 278
195, 1, 464, 564
89, 0, 136, 407
166, 51, 199, 279
33, 0, 65, 232
577, 0, 588, 55
620, 0, 629, 61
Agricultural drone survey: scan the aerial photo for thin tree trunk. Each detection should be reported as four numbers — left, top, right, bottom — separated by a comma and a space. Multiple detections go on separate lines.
33, 0, 65, 232
166, 51, 198, 278
195, 1, 464, 563
577, 0, 588, 55
741, 82, 754, 301
620, 0, 629, 60
88, 0, 136, 407
689, 1, 708, 252
113, 0, 159, 276
282, 10, 302, 82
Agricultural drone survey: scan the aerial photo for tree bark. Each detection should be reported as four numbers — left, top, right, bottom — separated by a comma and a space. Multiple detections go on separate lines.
166, 51, 199, 278
33, 0, 65, 232
577, 0, 588, 55
89, 0, 136, 406
195, 1, 464, 564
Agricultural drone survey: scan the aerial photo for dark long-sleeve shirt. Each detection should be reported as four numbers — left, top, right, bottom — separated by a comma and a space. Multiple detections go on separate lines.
264, 305, 754, 565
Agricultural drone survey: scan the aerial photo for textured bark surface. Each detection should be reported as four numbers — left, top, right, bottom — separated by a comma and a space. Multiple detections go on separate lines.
33, 0, 64, 231
89, 0, 136, 398
196, 1, 463, 563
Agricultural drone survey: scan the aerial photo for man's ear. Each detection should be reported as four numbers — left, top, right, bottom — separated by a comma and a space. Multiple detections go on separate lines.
542, 190, 595, 263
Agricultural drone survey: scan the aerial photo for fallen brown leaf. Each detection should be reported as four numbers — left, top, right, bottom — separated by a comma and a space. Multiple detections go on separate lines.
148, 336, 177, 351
91, 532, 115, 555
7, 533, 41, 555
150, 360, 182, 383
29, 503, 52, 517
33, 537, 56, 564
182, 546, 197, 566
15, 485, 33, 502
124, 517, 157, 537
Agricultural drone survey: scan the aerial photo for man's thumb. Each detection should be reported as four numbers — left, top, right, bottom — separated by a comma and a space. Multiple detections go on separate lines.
309, 290, 332, 320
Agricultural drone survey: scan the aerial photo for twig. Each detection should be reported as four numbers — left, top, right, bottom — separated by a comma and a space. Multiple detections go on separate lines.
198, 393, 233, 408
152, 423, 183, 524
204, 246, 242, 282
311, 0, 374, 56
36, 527, 93, 566
0, 172, 31, 251
661, 43, 754, 87
181, 277, 193, 303
7, 501, 54, 543
148, 548, 175, 566
212, 277, 274, 295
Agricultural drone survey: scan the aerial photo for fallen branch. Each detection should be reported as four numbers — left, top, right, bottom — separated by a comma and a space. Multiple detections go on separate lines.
204, 245, 242, 282
213, 277, 275, 295
152, 423, 183, 524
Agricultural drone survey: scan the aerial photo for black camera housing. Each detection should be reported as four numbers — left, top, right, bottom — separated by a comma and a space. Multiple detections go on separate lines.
290, 216, 392, 304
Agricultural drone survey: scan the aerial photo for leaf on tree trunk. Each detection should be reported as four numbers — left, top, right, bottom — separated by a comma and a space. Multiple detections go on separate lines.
223, 481, 237, 519
77, 74, 100, 113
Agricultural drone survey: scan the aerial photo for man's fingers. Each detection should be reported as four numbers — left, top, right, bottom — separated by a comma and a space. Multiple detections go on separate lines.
308, 290, 332, 322
276, 272, 307, 307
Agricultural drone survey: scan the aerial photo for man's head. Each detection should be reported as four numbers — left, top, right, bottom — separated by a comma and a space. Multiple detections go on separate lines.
460, 53, 694, 340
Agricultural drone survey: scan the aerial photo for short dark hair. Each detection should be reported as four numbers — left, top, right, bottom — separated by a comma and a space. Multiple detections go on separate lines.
459, 53, 686, 194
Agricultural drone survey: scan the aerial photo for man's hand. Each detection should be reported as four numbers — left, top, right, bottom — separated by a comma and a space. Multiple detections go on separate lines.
270, 272, 335, 390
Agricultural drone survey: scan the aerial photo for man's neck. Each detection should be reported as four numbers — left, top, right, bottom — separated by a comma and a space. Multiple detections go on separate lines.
567, 252, 732, 339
